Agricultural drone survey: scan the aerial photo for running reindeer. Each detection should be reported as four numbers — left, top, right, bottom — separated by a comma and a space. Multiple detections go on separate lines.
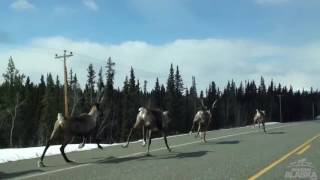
37, 93, 105, 167
122, 107, 172, 156
253, 109, 267, 133
189, 99, 218, 143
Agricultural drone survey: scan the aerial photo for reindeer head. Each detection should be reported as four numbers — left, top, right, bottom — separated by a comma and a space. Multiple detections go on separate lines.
259, 109, 266, 116
89, 88, 105, 118
256, 109, 266, 117
162, 110, 172, 127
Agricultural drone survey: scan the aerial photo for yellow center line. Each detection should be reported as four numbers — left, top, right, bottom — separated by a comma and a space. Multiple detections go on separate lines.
248, 134, 320, 180
296, 144, 311, 155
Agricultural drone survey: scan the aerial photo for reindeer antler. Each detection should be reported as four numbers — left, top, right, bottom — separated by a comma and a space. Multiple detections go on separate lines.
97, 88, 105, 104
211, 99, 218, 110
200, 98, 205, 108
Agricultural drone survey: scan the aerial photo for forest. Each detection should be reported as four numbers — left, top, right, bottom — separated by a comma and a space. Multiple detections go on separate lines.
0, 57, 319, 148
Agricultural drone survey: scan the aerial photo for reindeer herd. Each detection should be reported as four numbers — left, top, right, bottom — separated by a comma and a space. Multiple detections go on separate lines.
37, 95, 267, 167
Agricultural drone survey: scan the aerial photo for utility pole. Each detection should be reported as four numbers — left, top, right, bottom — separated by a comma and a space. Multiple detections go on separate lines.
278, 95, 283, 123
55, 50, 73, 117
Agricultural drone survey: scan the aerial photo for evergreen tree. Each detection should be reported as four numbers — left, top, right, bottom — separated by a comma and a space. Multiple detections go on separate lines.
175, 66, 184, 96
87, 63, 96, 104
105, 57, 115, 100
97, 67, 105, 94
38, 74, 57, 145
1, 57, 25, 147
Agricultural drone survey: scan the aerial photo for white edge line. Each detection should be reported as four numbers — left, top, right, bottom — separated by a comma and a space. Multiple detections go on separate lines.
16, 123, 297, 180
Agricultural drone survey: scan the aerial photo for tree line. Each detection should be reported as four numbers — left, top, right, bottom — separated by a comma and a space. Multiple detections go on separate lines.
0, 57, 319, 148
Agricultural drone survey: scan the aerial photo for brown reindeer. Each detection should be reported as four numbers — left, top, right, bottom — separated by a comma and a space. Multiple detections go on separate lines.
189, 100, 217, 143
38, 101, 104, 167
122, 107, 172, 156
253, 109, 266, 133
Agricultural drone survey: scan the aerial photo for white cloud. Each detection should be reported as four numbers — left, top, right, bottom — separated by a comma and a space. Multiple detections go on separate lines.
82, 0, 99, 11
1, 37, 320, 91
10, 0, 35, 11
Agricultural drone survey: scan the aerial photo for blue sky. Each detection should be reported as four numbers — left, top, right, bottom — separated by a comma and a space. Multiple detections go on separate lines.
1, 0, 319, 45
1, 0, 320, 91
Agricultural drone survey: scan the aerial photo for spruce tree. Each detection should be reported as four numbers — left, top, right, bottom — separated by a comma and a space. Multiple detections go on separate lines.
87, 63, 96, 104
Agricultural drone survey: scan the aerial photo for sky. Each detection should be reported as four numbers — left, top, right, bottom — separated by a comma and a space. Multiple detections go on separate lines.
0, 0, 320, 91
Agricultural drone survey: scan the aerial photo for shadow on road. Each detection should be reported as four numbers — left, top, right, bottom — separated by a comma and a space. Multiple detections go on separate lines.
0, 169, 44, 179
203, 140, 241, 145
95, 150, 210, 164
266, 131, 285, 135
138, 150, 211, 161
96, 155, 146, 164
216, 140, 241, 144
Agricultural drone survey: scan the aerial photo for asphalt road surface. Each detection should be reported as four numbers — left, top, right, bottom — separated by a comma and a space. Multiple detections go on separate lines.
1, 120, 319, 180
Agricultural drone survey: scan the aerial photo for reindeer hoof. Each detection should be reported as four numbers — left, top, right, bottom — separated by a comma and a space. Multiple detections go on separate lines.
78, 144, 85, 149
168, 148, 172, 152
37, 161, 45, 168
141, 141, 146, 147
98, 145, 103, 150
189, 131, 192, 135
122, 144, 128, 148
146, 153, 151, 156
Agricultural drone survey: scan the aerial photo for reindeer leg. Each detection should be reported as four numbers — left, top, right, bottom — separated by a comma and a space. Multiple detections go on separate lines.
122, 128, 134, 148
141, 125, 146, 147
38, 124, 60, 167
203, 123, 210, 143
146, 129, 152, 156
38, 138, 53, 167
60, 136, 74, 163
162, 130, 171, 152
78, 136, 86, 149
262, 121, 266, 133
189, 121, 196, 135
195, 123, 201, 138
96, 138, 103, 149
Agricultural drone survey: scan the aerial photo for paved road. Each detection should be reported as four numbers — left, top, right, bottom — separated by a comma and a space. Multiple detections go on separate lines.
1, 120, 319, 180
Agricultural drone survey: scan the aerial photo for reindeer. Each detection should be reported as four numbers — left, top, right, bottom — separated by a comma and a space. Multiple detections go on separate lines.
189, 99, 217, 143
253, 109, 266, 133
37, 95, 105, 167
122, 107, 172, 156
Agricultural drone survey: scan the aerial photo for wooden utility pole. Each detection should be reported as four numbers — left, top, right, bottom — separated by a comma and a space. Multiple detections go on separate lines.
55, 50, 73, 117
278, 95, 283, 123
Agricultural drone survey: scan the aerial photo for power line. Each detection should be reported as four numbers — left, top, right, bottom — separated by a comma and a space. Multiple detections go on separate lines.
9, 46, 168, 80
